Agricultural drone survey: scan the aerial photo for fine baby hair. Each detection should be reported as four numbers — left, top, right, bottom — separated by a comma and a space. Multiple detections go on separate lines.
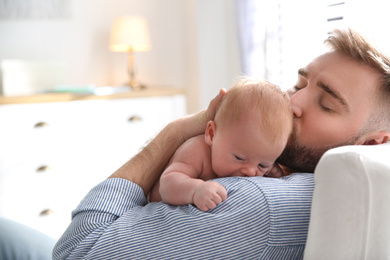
215, 77, 293, 144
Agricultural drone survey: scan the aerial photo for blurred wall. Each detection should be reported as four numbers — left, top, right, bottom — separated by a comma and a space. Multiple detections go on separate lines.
0, 0, 241, 113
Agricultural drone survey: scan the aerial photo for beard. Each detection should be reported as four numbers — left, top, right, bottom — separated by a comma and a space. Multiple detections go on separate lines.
277, 128, 361, 173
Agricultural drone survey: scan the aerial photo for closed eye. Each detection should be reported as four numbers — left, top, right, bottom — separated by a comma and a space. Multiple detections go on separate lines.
320, 103, 332, 112
235, 155, 244, 161
294, 85, 302, 91
258, 163, 273, 169
318, 95, 335, 113
318, 82, 350, 112
289, 85, 301, 95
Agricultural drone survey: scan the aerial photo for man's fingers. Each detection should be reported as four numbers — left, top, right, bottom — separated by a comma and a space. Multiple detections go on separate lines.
204, 88, 227, 121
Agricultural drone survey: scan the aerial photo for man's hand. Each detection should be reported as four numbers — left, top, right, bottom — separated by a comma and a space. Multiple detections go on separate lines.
176, 88, 227, 143
109, 89, 227, 195
193, 181, 227, 211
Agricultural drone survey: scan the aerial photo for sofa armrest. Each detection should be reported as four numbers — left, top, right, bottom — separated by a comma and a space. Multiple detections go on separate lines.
304, 143, 390, 260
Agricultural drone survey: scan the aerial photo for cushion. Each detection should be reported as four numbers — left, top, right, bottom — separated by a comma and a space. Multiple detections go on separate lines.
304, 143, 390, 259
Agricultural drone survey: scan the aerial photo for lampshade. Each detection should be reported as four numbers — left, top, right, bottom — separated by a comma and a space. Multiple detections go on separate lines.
109, 16, 151, 52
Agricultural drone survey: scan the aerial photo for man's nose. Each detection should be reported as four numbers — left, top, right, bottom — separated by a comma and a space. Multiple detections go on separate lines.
290, 90, 304, 118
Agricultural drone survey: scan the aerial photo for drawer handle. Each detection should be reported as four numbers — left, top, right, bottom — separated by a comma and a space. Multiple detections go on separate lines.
34, 121, 49, 128
36, 165, 51, 173
128, 115, 142, 122
39, 209, 55, 217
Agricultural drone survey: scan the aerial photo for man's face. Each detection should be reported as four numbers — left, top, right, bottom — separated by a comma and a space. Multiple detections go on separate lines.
278, 51, 381, 173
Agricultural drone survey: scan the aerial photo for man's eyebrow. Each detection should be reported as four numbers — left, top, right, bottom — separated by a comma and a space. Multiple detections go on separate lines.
298, 67, 350, 111
298, 68, 307, 77
319, 82, 350, 112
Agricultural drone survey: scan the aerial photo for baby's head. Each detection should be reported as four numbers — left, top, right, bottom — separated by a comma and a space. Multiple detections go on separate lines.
205, 78, 293, 177
215, 78, 293, 144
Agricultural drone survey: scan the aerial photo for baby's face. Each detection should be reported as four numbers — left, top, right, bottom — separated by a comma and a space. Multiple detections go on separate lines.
209, 119, 287, 178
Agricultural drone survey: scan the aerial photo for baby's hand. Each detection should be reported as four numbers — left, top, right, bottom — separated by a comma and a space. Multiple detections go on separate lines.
193, 181, 227, 211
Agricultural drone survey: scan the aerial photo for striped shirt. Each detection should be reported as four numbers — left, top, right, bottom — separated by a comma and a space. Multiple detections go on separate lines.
53, 173, 314, 259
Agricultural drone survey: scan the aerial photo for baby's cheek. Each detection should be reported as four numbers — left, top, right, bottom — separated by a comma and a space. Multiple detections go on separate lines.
212, 163, 230, 177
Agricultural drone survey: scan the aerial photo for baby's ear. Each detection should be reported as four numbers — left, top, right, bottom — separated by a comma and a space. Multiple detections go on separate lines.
205, 121, 216, 145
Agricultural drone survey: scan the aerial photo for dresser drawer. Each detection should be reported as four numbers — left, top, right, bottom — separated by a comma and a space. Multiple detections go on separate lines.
0, 93, 186, 238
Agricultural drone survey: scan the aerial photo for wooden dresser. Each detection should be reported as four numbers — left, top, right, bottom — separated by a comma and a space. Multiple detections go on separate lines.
0, 87, 186, 239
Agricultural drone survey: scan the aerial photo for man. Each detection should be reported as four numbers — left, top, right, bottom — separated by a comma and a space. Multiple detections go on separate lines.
53, 28, 390, 259
0, 217, 56, 260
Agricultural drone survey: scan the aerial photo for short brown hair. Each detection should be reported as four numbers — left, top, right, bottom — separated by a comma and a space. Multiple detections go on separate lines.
325, 28, 390, 131
215, 78, 293, 144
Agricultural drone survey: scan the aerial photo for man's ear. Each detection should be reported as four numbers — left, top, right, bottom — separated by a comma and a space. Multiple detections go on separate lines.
355, 131, 390, 145
205, 121, 216, 145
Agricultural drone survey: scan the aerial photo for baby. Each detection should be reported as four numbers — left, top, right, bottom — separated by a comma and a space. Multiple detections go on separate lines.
149, 78, 293, 211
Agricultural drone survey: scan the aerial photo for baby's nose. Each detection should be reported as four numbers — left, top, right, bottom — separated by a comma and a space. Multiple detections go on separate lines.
241, 167, 257, 177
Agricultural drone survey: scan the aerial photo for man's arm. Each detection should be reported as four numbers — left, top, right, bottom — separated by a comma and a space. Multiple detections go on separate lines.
53, 174, 314, 259
109, 88, 226, 195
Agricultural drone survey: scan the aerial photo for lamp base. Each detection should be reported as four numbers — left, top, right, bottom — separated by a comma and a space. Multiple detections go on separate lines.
126, 80, 146, 91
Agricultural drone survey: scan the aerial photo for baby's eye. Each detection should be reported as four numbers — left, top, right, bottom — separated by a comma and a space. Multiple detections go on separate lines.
258, 163, 273, 169
235, 155, 244, 161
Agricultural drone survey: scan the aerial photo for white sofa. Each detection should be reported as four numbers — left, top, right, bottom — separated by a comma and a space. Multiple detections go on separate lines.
304, 143, 390, 259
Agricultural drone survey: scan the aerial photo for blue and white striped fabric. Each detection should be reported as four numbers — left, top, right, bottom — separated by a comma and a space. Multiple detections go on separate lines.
53, 173, 314, 260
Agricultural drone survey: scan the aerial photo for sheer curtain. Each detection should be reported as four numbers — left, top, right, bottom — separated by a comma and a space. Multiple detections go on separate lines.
235, 0, 327, 90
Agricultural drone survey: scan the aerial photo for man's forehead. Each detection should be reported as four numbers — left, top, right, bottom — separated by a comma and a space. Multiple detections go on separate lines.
307, 51, 342, 68
305, 51, 379, 83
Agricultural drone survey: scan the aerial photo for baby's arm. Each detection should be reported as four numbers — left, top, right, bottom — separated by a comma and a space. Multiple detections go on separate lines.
158, 136, 227, 211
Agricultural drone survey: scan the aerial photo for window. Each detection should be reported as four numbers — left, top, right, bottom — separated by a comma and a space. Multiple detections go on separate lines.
235, 0, 390, 90
326, 1, 345, 33
235, 0, 328, 90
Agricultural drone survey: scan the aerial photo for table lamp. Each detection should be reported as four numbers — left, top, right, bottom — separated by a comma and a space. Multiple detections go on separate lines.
109, 16, 151, 90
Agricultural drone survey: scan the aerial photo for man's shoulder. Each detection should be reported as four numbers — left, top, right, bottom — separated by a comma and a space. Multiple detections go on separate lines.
215, 173, 314, 195
214, 173, 314, 246
213, 173, 315, 221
